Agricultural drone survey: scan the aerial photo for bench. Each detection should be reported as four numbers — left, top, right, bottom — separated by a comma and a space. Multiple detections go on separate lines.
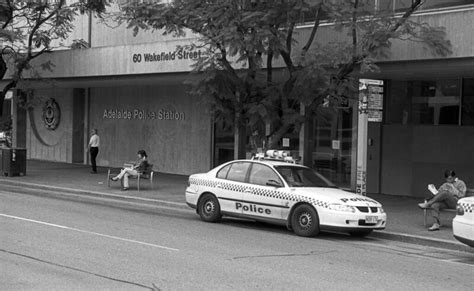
107, 163, 155, 191
423, 188, 474, 227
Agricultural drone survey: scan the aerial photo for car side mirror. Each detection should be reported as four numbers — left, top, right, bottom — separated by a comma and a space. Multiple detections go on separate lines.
266, 179, 283, 187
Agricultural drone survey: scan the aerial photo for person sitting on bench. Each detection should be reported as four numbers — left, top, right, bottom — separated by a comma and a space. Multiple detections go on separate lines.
418, 170, 467, 231
110, 149, 150, 191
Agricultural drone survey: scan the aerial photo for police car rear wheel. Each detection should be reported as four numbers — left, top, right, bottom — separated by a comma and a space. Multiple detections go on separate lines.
291, 204, 320, 237
198, 194, 222, 222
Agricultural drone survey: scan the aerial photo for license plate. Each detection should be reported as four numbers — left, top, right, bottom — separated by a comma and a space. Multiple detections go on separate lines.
365, 216, 378, 223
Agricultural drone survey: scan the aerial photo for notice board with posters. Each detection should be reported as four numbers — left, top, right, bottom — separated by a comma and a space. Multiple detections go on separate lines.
366, 80, 384, 122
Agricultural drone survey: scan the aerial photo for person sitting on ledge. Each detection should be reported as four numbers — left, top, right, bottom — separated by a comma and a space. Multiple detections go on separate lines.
418, 170, 467, 231
110, 150, 150, 191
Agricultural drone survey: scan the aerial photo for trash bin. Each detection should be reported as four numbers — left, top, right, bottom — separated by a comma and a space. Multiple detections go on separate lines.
1, 148, 26, 176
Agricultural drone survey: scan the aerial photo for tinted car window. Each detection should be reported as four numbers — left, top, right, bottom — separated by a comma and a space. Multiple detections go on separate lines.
226, 162, 250, 183
249, 163, 282, 186
275, 166, 336, 188
216, 164, 231, 179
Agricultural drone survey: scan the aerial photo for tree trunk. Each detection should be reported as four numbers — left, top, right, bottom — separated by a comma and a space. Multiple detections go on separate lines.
233, 112, 246, 160
0, 56, 7, 116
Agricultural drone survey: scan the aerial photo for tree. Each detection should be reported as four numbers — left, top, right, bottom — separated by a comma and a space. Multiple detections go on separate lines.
0, 0, 110, 116
119, 0, 451, 156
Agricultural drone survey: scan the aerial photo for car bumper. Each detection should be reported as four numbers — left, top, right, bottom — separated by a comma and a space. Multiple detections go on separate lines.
453, 217, 474, 247
185, 189, 199, 209
318, 210, 387, 230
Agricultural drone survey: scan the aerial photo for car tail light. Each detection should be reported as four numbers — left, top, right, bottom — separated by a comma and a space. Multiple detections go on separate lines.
456, 205, 464, 216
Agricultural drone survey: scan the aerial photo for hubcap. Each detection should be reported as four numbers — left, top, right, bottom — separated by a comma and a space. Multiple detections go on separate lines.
204, 200, 215, 214
299, 212, 312, 228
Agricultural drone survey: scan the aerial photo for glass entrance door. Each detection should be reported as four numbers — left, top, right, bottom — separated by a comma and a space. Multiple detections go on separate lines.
309, 106, 355, 189
213, 119, 234, 167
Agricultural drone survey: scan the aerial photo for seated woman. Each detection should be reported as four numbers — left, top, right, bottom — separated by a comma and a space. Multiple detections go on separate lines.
418, 170, 467, 231
111, 150, 149, 191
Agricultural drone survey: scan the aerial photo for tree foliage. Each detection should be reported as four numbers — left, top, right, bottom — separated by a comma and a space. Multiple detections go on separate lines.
123, 0, 451, 152
0, 0, 111, 115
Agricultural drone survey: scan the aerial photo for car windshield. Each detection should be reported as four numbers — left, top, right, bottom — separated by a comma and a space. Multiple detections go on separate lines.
275, 166, 337, 188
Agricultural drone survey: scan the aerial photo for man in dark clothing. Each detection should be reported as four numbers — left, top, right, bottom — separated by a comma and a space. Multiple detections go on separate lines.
87, 129, 100, 174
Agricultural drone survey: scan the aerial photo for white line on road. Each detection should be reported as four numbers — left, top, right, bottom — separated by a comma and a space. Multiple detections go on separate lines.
0, 213, 179, 252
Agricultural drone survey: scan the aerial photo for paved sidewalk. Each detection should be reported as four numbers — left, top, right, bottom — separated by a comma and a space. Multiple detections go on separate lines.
1, 160, 471, 252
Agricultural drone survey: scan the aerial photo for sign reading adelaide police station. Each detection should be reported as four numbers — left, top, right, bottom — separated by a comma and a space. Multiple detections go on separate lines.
103, 108, 185, 121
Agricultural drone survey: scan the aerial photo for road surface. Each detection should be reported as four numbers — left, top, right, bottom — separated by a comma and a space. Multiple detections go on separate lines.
1, 190, 473, 290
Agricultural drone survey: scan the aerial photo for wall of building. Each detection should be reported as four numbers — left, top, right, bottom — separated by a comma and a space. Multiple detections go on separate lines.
380, 125, 474, 197
89, 83, 212, 175
386, 8, 474, 60
87, 4, 474, 61
88, 6, 474, 59
14, 7, 473, 81
26, 88, 75, 162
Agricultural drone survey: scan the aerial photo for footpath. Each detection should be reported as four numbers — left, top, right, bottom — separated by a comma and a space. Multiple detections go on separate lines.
1, 160, 472, 253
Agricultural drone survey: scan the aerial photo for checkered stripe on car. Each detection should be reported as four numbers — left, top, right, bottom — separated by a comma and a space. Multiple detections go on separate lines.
246, 186, 330, 209
459, 202, 473, 213
190, 177, 219, 188
191, 177, 330, 208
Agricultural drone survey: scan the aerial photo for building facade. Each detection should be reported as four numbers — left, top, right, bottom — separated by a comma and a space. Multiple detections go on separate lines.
2, 1, 474, 197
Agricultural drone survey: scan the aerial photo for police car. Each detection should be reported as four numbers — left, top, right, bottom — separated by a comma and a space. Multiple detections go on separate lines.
185, 150, 387, 237
453, 196, 474, 247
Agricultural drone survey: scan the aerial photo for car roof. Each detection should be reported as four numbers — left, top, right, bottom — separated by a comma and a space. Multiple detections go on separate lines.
229, 159, 306, 168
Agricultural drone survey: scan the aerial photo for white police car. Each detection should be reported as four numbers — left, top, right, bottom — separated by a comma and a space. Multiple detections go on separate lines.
453, 196, 474, 247
185, 150, 387, 237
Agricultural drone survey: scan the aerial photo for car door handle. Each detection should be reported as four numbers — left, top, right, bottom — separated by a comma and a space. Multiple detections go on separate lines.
216, 184, 222, 189
244, 189, 253, 194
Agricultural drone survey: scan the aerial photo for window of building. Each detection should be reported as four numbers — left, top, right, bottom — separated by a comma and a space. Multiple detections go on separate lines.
300, 0, 473, 24
378, 0, 473, 12
462, 78, 474, 125
386, 79, 468, 126
411, 80, 460, 125
420, 0, 474, 10
385, 80, 411, 124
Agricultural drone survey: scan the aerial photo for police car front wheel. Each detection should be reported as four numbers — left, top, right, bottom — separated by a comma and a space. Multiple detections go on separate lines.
291, 204, 320, 237
198, 193, 222, 222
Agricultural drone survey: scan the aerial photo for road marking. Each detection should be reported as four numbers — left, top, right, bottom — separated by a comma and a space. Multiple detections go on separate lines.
0, 213, 179, 252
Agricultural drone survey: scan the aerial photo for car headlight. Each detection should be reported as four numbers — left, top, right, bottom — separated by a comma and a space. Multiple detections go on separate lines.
328, 204, 356, 213
379, 207, 385, 214
456, 205, 464, 216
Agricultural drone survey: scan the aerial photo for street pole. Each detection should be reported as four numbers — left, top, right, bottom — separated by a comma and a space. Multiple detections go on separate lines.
357, 79, 384, 196
357, 80, 368, 196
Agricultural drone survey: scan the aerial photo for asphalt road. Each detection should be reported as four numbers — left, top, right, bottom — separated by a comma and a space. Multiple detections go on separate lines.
1, 190, 473, 290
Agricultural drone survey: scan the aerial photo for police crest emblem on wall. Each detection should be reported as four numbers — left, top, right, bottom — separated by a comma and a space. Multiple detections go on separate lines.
42, 98, 61, 130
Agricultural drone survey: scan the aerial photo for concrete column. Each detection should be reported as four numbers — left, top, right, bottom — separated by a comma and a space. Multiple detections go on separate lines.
12, 90, 27, 148
83, 88, 90, 165
72, 89, 85, 163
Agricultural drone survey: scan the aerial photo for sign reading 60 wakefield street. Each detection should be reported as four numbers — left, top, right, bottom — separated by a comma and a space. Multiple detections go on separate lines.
132, 49, 202, 64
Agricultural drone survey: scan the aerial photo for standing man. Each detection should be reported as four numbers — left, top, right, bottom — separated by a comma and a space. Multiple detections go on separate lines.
418, 170, 467, 231
87, 129, 100, 174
